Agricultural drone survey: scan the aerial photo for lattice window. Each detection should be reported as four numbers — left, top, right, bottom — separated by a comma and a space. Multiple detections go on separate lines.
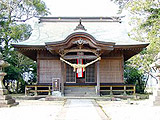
66, 60, 76, 82
86, 62, 95, 83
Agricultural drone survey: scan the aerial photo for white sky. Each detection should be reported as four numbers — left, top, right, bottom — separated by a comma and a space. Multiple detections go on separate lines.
44, 0, 119, 16
28, 0, 129, 30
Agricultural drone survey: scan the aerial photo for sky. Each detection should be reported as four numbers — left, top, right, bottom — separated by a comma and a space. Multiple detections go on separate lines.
44, 0, 120, 16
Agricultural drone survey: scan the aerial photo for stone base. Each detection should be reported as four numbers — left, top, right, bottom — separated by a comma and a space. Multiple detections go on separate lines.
0, 102, 19, 108
0, 89, 19, 108
45, 96, 65, 101
52, 91, 62, 97
153, 90, 160, 106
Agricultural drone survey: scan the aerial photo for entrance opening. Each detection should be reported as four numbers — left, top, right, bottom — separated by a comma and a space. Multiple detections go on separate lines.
66, 59, 95, 83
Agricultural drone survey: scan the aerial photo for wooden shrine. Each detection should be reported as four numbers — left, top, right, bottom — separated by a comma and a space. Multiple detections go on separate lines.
12, 17, 149, 96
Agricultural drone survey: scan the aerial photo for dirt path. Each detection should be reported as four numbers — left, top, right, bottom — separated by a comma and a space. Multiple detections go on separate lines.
55, 99, 109, 120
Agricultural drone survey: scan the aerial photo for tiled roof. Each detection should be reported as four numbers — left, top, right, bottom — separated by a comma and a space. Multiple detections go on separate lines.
13, 17, 148, 46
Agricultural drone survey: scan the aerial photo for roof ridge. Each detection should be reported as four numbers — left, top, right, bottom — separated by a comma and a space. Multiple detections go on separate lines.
39, 16, 124, 23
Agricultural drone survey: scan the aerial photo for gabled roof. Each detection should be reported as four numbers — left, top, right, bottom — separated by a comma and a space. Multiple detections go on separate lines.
12, 17, 149, 47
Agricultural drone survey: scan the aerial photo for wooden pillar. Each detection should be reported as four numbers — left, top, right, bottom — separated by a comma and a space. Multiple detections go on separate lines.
37, 51, 40, 83
25, 86, 27, 96
110, 86, 113, 95
133, 86, 136, 95
123, 85, 126, 95
35, 86, 37, 96
48, 86, 51, 95
97, 61, 100, 96
61, 62, 65, 96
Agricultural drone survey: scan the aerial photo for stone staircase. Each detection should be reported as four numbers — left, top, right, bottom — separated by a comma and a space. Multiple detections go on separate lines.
64, 86, 97, 97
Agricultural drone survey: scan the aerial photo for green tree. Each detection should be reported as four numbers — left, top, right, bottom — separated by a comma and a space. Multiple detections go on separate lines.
0, 0, 49, 93
0, 0, 49, 55
124, 62, 146, 93
112, 0, 160, 92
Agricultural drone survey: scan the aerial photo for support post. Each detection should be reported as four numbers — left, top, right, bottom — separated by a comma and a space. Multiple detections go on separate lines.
48, 86, 51, 95
133, 86, 136, 95
96, 61, 100, 96
123, 85, 126, 95
25, 86, 27, 96
61, 62, 65, 96
35, 86, 37, 96
110, 86, 113, 95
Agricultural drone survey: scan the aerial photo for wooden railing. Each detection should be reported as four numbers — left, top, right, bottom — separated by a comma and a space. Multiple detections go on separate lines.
100, 85, 136, 95
25, 85, 52, 96
25, 84, 136, 96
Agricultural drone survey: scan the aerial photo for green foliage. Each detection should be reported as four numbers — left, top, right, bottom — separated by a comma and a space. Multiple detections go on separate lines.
112, 0, 160, 91
0, 0, 49, 93
124, 62, 146, 93
0, 0, 50, 22
4, 51, 37, 93
127, 0, 160, 74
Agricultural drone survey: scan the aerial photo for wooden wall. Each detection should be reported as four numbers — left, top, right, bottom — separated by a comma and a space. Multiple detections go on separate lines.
37, 50, 124, 84
100, 58, 124, 83
37, 50, 62, 83
38, 59, 61, 83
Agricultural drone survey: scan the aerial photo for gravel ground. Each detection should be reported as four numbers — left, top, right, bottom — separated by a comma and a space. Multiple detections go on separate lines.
0, 99, 160, 120
0, 100, 64, 120
97, 99, 160, 120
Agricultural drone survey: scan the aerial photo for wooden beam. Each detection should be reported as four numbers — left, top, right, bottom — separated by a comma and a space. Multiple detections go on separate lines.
64, 49, 97, 53
64, 55, 97, 60
61, 62, 65, 96
96, 61, 100, 96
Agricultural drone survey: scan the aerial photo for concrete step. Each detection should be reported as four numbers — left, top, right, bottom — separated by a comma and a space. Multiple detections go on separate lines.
64, 86, 96, 97
64, 90, 72, 94
65, 87, 95, 90
65, 87, 95, 91
64, 90, 96, 94
65, 93, 97, 97
65, 92, 97, 95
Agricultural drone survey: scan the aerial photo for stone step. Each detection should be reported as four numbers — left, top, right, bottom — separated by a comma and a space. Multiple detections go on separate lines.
65, 87, 95, 90
64, 86, 97, 97
155, 96, 160, 101
65, 87, 95, 91
153, 101, 160, 106
0, 102, 19, 108
0, 95, 12, 100
65, 93, 97, 97
65, 92, 97, 95
157, 90, 160, 96
64, 90, 72, 93
0, 99, 15, 104
65, 90, 96, 94
64, 89, 96, 92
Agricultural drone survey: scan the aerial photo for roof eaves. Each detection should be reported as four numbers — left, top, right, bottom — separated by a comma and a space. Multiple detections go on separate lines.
12, 44, 45, 49
115, 43, 149, 49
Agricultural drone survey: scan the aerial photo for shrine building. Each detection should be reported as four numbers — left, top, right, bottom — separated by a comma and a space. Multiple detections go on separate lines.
12, 17, 149, 96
